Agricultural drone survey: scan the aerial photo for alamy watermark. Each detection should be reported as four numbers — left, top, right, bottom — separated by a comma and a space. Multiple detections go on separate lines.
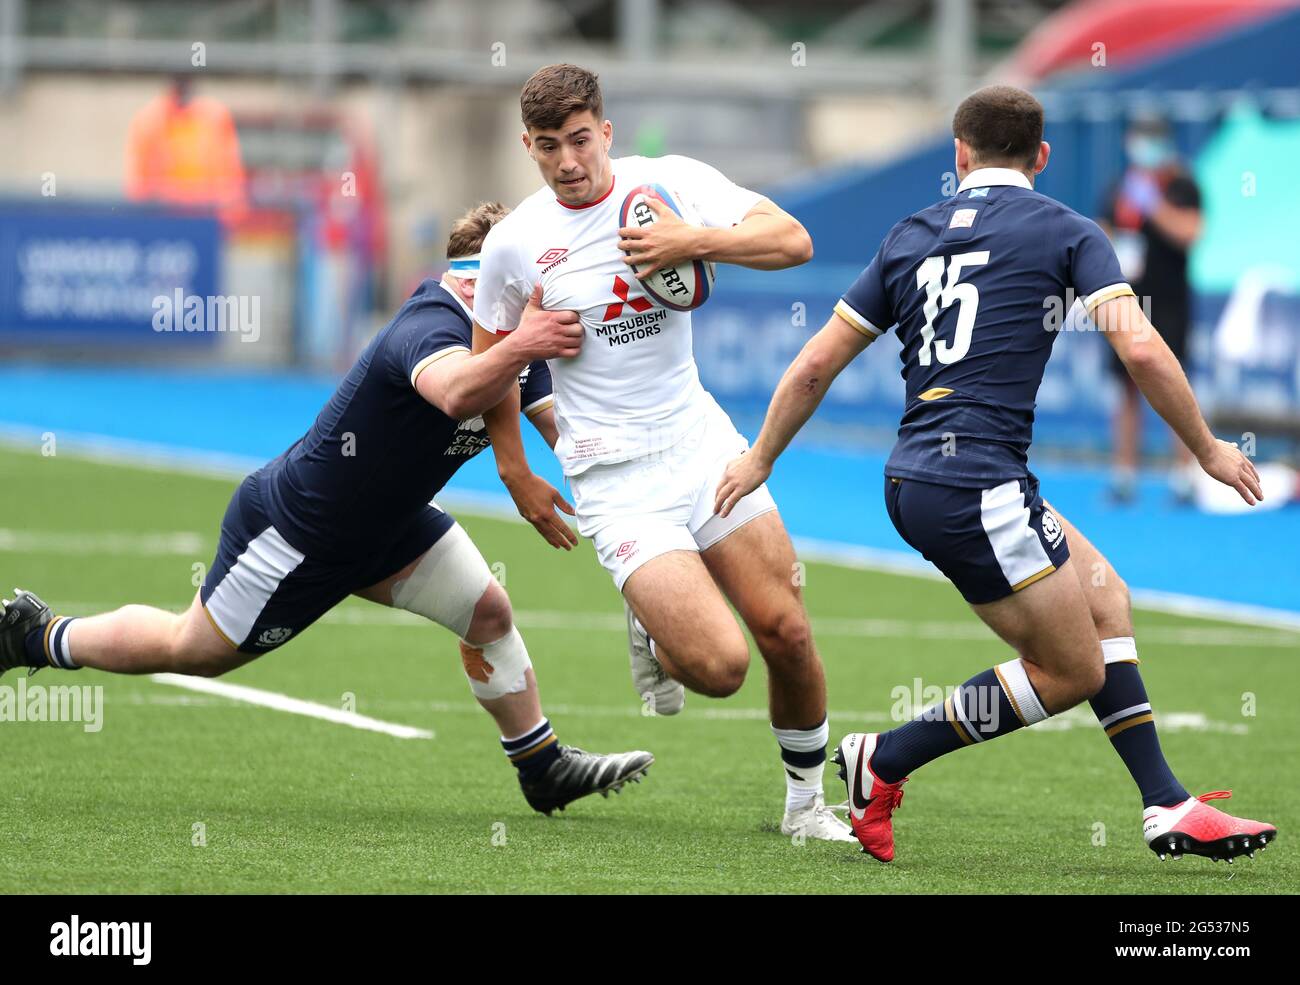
50, 915, 150, 965
891, 678, 1001, 733
152, 289, 261, 342
0, 678, 103, 732
1042, 289, 1152, 340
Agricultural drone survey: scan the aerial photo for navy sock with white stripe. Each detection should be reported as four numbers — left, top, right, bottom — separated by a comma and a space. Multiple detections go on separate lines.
501, 718, 561, 782
24, 616, 80, 669
870, 659, 1050, 784
1089, 637, 1189, 809
772, 718, 829, 813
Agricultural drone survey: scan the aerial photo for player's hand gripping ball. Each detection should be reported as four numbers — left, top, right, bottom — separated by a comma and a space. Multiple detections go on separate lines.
618, 183, 715, 311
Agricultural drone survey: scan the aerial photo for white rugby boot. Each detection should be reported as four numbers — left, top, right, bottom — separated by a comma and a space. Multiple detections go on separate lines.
779, 790, 856, 842
625, 600, 684, 716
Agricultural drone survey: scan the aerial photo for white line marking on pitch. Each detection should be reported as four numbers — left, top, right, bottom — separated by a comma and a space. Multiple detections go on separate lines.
149, 673, 434, 739
0, 529, 205, 556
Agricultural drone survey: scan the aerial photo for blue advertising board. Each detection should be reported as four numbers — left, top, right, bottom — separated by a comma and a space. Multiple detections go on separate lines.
0, 199, 221, 345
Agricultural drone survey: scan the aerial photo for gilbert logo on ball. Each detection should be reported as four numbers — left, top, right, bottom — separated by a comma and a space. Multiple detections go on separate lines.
619, 183, 715, 311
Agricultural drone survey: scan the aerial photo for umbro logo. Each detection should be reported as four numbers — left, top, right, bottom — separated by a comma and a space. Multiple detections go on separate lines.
537, 248, 570, 275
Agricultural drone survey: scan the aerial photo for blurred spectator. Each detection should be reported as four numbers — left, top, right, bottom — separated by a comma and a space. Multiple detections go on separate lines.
125, 76, 248, 226
1099, 115, 1204, 503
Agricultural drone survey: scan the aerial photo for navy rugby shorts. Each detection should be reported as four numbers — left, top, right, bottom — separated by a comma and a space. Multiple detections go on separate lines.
884, 472, 1070, 605
199, 473, 454, 653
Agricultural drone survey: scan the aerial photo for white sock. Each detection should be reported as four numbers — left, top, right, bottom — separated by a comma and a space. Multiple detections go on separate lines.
47, 616, 80, 669
771, 718, 829, 813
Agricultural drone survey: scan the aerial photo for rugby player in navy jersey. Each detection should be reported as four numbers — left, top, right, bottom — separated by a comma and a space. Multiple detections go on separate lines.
716, 86, 1276, 864
0, 202, 652, 815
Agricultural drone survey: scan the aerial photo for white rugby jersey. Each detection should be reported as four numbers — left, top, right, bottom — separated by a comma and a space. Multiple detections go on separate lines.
474, 154, 763, 475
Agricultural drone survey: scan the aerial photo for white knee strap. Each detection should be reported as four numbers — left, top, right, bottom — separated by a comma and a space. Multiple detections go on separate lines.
995, 657, 1050, 725
390, 523, 492, 639
389, 523, 530, 698
460, 628, 531, 700
1100, 636, 1139, 665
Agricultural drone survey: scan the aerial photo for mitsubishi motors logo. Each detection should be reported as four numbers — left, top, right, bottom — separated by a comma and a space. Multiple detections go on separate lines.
603, 275, 652, 321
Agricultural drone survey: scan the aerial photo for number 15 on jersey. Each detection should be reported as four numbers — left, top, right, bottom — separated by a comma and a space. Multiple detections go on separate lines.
915, 251, 990, 366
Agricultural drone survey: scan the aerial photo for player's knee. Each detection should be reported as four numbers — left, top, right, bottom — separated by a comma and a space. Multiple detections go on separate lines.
466, 580, 513, 643
1071, 659, 1106, 703
751, 606, 813, 664
173, 606, 242, 676
1091, 569, 1131, 626
177, 636, 244, 678
178, 636, 244, 677
696, 654, 748, 698
696, 634, 750, 697
1110, 574, 1132, 621
1097, 566, 1128, 613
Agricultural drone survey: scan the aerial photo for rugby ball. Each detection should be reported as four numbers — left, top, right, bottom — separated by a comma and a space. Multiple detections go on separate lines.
619, 183, 715, 311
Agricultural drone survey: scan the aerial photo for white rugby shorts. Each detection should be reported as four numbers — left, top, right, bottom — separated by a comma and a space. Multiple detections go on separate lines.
569, 403, 777, 590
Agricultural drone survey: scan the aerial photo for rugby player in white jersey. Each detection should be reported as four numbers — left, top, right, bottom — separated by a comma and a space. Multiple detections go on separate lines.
472, 64, 852, 841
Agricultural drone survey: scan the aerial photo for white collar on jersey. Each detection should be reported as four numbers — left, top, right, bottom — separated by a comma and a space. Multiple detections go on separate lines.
439, 273, 474, 320
957, 167, 1032, 192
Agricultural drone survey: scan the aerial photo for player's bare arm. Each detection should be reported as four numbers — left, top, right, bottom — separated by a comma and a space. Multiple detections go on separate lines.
473, 320, 579, 550
1095, 293, 1261, 504
527, 404, 560, 449
716, 313, 874, 517
419, 285, 580, 419
619, 197, 812, 278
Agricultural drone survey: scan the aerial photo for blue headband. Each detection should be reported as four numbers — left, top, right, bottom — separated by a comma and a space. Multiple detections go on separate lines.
448, 254, 481, 278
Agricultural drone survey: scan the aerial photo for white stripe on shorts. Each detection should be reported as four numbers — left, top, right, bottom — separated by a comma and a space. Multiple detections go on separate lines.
980, 479, 1053, 592
205, 526, 306, 647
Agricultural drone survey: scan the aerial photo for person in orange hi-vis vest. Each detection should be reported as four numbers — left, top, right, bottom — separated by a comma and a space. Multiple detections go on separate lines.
125, 76, 248, 227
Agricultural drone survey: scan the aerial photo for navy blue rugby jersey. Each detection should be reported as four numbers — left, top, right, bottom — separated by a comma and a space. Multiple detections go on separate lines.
835, 167, 1133, 487
258, 279, 552, 559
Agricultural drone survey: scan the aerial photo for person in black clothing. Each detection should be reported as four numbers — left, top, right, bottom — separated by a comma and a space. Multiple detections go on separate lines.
1100, 116, 1204, 502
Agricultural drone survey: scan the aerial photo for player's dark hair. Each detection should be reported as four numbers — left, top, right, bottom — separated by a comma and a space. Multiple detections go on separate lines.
446, 201, 509, 258
952, 85, 1044, 170
520, 63, 603, 132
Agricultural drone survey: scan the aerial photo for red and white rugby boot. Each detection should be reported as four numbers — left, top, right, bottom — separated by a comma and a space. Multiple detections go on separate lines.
832, 732, 907, 862
1143, 790, 1278, 863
